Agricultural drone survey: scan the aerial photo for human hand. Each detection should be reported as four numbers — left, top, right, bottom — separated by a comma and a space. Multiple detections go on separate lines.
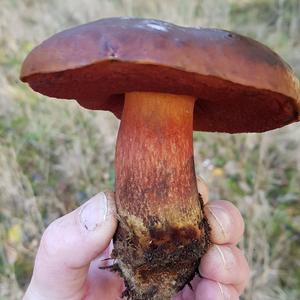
23, 182, 249, 300
173, 179, 249, 300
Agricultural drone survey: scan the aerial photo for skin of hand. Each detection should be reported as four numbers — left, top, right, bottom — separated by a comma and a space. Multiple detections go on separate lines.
23, 179, 249, 300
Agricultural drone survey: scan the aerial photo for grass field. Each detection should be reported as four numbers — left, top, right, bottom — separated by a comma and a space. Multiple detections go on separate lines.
0, 0, 300, 299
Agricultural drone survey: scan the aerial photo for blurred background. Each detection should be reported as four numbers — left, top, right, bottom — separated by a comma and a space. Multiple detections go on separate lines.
0, 0, 299, 299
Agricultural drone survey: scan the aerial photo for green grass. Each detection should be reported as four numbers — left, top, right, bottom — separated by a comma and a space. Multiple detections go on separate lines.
1, 0, 300, 299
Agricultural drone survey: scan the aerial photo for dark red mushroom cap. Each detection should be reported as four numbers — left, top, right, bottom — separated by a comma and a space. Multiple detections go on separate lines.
20, 17, 300, 133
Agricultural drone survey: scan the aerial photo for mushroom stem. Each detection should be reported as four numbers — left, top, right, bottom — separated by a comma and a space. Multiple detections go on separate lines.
113, 92, 209, 299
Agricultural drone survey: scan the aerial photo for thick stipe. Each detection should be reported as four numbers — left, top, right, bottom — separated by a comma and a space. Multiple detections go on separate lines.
113, 92, 210, 299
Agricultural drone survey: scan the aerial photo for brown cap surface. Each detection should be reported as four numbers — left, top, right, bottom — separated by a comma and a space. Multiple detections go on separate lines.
20, 17, 300, 133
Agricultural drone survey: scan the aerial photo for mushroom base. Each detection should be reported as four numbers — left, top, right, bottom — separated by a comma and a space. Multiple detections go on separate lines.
112, 198, 210, 299
113, 92, 210, 299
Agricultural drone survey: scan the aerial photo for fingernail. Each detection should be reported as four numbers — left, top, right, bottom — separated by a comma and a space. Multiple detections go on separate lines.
217, 282, 231, 300
215, 245, 227, 268
215, 245, 237, 273
79, 192, 108, 231
206, 205, 228, 242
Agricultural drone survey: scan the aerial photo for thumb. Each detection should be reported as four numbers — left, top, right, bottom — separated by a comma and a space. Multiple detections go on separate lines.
24, 192, 117, 300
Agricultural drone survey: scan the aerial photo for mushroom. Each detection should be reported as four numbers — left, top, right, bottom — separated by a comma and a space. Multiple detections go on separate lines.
20, 18, 300, 300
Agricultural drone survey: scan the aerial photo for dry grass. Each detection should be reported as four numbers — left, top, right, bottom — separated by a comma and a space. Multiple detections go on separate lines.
0, 0, 299, 299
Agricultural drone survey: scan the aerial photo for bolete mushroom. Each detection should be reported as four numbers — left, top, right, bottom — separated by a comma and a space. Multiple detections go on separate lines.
20, 18, 300, 299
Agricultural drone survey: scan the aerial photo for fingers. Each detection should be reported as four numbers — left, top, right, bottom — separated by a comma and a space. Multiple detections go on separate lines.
195, 279, 239, 300
195, 178, 249, 297
202, 200, 248, 294
205, 200, 244, 245
197, 176, 209, 204
199, 244, 250, 293
24, 192, 117, 300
